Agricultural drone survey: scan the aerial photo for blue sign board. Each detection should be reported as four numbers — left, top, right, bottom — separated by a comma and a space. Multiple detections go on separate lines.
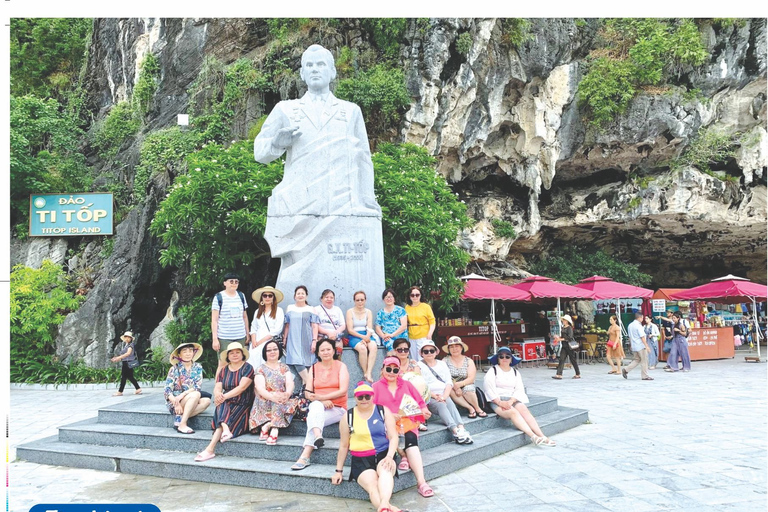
29, 193, 114, 237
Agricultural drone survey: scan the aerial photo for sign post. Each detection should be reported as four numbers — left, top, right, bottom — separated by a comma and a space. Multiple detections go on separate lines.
29, 193, 114, 237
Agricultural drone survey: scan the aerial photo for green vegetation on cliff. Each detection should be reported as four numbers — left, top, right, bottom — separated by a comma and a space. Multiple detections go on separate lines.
530, 246, 652, 286
578, 19, 709, 127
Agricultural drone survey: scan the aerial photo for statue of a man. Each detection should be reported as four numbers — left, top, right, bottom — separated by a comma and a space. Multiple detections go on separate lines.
254, 44, 385, 313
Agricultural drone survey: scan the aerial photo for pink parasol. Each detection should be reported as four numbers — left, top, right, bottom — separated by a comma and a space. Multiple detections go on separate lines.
573, 275, 653, 300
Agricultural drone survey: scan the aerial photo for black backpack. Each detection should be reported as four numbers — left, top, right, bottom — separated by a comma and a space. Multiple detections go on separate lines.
347, 404, 386, 433
216, 291, 247, 310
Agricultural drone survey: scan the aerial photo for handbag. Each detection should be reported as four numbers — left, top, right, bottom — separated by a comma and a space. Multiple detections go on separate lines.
663, 339, 672, 353
475, 388, 494, 414
127, 358, 140, 369
606, 340, 618, 350
568, 340, 580, 351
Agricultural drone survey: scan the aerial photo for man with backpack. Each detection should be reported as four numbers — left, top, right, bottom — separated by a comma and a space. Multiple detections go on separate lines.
211, 272, 249, 378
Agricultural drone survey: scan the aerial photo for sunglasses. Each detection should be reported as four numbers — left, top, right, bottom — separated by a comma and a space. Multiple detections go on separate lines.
354, 298, 366, 302
265, 347, 279, 352
228, 279, 239, 284
410, 293, 421, 297
395, 347, 410, 353
421, 349, 437, 355
384, 366, 400, 374
356, 394, 372, 401
262, 293, 274, 298
498, 354, 512, 360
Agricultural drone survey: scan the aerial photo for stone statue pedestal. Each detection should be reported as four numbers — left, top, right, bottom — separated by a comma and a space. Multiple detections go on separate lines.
266, 214, 386, 314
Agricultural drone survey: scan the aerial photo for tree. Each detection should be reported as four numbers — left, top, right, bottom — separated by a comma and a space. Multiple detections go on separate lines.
529, 246, 652, 286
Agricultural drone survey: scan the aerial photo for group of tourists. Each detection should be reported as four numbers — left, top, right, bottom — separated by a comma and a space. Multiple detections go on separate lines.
152, 273, 559, 511
549, 310, 691, 381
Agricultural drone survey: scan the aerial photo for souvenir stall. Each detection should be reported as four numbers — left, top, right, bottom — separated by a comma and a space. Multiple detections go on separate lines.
435, 274, 531, 361
670, 275, 767, 361
509, 276, 594, 362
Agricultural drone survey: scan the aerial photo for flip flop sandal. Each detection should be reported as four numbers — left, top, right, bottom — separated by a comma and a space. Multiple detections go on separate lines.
291, 457, 311, 470
134, 389, 143, 395
532, 435, 545, 446
220, 432, 233, 443
468, 411, 477, 419
177, 426, 195, 434
194, 451, 215, 462
266, 434, 278, 445
573, 375, 581, 379
398, 457, 410, 471
259, 424, 271, 441
418, 423, 428, 431
477, 411, 488, 417
551, 375, 563, 380
112, 392, 123, 396
417, 482, 434, 497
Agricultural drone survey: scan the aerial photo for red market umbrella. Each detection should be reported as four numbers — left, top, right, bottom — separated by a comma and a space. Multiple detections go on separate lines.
510, 275, 594, 300
669, 275, 767, 304
574, 275, 653, 335
573, 275, 653, 300
461, 276, 531, 354
670, 275, 767, 357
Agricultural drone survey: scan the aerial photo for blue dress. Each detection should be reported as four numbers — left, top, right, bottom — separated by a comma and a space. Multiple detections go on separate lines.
285, 305, 319, 368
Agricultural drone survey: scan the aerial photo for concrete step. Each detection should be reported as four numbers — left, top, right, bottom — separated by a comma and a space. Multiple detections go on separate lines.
17, 406, 588, 500
97, 394, 561, 439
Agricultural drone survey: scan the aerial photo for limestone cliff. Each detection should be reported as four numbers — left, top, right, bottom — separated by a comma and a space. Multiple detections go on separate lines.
10, 18, 765, 367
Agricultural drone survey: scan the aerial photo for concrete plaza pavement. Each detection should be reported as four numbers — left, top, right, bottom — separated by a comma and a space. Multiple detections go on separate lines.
9, 352, 768, 512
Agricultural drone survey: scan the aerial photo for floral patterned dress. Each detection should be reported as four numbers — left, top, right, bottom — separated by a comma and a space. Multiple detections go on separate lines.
248, 362, 296, 430
212, 362, 255, 438
163, 362, 203, 414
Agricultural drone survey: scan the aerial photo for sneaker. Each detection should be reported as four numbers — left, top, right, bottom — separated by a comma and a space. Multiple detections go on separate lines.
455, 426, 472, 444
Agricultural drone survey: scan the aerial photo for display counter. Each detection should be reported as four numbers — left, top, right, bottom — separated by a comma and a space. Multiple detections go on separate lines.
659, 326, 734, 361
435, 323, 526, 360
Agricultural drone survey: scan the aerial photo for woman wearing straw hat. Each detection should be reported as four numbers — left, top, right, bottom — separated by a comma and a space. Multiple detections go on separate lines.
552, 315, 581, 380
483, 346, 555, 447
110, 331, 142, 396
164, 342, 211, 434
443, 336, 486, 419
248, 286, 286, 369
194, 342, 255, 462
332, 382, 402, 512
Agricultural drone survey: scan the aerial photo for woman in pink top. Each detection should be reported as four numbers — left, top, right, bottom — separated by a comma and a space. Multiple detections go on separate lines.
372, 356, 434, 498
291, 337, 349, 471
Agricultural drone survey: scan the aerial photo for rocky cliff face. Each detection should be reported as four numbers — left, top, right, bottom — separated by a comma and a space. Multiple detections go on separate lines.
11, 18, 766, 367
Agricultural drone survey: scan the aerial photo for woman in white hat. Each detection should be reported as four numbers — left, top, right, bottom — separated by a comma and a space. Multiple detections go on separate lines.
443, 336, 486, 418
552, 315, 581, 380
164, 342, 211, 434
110, 331, 142, 396
248, 286, 286, 369
195, 342, 255, 462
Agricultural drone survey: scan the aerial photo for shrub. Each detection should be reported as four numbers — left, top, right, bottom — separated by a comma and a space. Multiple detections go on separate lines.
10, 261, 85, 380
491, 219, 517, 239
10, 95, 91, 231
671, 128, 736, 174
93, 101, 141, 157
149, 139, 283, 289
579, 18, 709, 127
335, 64, 410, 137
529, 246, 652, 286
455, 32, 473, 56
373, 143, 472, 309
361, 18, 407, 59
133, 127, 202, 201
132, 52, 160, 116
500, 18, 532, 48
165, 296, 220, 377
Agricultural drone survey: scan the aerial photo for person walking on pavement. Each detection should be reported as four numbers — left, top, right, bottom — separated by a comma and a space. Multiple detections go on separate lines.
623, 312, 653, 381
552, 315, 581, 380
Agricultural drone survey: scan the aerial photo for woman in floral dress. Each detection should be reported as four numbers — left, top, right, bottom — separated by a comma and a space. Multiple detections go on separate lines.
249, 340, 296, 445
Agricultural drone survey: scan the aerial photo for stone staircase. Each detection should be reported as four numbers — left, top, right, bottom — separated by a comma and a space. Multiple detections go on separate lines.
17, 351, 588, 499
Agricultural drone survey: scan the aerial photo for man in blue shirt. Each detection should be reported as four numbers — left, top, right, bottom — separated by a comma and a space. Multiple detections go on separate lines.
623, 312, 653, 381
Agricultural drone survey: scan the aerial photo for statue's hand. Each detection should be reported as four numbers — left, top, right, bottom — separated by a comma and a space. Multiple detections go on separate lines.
273, 126, 302, 150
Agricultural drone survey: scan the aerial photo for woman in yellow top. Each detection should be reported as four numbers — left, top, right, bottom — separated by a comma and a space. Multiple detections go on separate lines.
404, 286, 435, 361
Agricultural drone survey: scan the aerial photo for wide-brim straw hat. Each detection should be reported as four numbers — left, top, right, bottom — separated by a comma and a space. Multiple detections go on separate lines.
169, 342, 203, 365
561, 314, 574, 326
219, 341, 250, 364
252, 286, 284, 304
442, 335, 469, 354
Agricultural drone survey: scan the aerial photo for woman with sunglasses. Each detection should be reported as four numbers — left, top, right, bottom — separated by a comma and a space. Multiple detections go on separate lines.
248, 340, 294, 445
248, 286, 285, 369
405, 286, 435, 361
291, 337, 349, 470
418, 341, 472, 444
483, 346, 555, 447
373, 357, 434, 498
392, 338, 430, 431
346, 290, 379, 383
375, 289, 408, 354
332, 382, 402, 512
443, 336, 486, 419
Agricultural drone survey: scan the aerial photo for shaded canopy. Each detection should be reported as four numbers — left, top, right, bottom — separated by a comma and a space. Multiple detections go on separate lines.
573, 275, 654, 299
510, 275, 593, 299
461, 278, 531, 301
669, 275, 767, 304
653, 289, 687, 301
